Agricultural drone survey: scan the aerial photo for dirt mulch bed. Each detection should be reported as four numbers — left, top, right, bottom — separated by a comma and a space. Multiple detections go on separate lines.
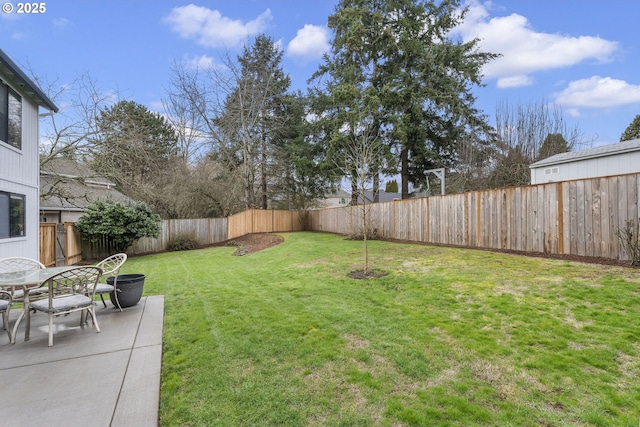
226, 233, 285, 256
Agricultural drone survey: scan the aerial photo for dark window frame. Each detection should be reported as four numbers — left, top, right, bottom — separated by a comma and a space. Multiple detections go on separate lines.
0, 82, 22, 150
0, 191, 26, 239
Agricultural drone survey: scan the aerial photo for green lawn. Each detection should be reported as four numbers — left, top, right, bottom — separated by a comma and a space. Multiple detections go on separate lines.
121, 232, 640, 426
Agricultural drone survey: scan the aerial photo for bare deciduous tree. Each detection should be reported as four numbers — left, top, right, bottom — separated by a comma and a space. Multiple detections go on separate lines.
336, 118, 384, 276
162, 80, 209, 165
32, 72, 118, 205
488, 100, 585, 188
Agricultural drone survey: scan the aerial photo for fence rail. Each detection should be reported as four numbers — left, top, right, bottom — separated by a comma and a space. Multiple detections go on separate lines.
306, 173, 640, 261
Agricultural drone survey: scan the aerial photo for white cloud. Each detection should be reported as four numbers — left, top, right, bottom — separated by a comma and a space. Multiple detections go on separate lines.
496, 75, 532, 88
286, 24, 329, 62
52, 17, 71, 29
163, 5, 272, 48
554, 76, 640, 108
455, 1, 618, 87
148, 101, 165, 114
185, 54, 216, 70
10, 31, 26, 40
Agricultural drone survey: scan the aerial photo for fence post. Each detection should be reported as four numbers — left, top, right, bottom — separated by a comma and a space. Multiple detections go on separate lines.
557, 182, 564, 254
55, 223, 66, 267
476, 192, 482, 247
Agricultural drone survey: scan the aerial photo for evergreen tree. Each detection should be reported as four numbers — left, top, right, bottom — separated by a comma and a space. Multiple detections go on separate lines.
312, 0, 498, 199
90, 100, 179, 214
537, 133, 570, 161
620, 115, 640, 142
271, 93, 338, 210
385, 180, 399, 193
216, 35, 291, 209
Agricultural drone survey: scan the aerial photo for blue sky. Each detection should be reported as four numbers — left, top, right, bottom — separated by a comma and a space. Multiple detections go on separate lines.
2, 0, 640, 147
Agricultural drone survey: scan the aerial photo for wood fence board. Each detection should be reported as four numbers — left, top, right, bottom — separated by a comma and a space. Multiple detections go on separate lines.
625, 175, 638, 223
583, 179, 593, 256
528, 186, 535, 252
608, 177, 619, 258
65, 223, 82, 265
577, 180, 586, 256
591, 179, 602, 257
636, 175, 640, 221
509, 188, 517, 250
562, 182, 570, 256
455, 194, 466, 246
536, 185, 545, 253
39, 223, 56, 267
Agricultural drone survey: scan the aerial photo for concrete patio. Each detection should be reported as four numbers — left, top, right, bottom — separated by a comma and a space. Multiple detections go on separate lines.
0, 295, 164, 427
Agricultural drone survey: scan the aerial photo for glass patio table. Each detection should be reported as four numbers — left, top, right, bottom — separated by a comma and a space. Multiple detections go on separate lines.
0, 266, 77, 343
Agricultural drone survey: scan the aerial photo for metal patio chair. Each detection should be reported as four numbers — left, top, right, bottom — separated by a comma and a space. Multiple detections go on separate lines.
30, 266, 103, 347
90, 253, 128, 310
0, 257, 47, 302
0, 289, 12, 340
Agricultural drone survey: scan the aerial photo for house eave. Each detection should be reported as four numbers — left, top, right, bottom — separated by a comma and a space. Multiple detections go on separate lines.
0, 48, 59, 113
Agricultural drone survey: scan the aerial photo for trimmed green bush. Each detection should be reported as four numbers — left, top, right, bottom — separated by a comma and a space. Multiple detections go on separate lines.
75, 200, 161, 252
167, 234, 201, 252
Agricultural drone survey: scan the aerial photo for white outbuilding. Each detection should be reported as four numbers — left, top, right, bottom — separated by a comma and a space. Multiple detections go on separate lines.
529, 138, 640, 184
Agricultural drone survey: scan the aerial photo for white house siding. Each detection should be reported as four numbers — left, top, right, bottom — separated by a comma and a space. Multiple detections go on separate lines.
0, 86, 40, 259
530, 139, 640, 185
531, 151, 640, 184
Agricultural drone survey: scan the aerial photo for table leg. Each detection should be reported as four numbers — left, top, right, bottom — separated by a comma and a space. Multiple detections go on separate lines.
9, 289, 31, 344
10, 308, 25, 344
24, 291, 30, 341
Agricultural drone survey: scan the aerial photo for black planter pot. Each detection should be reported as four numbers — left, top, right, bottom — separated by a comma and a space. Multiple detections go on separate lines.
107, 274, 146, 308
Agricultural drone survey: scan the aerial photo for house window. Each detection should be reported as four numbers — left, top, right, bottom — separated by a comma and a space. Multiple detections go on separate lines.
0, 191, 26, 238
0, 83, 22, 149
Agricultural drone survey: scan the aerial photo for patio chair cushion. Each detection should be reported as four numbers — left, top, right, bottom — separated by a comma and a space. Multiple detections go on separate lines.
31, 295, 93, 314
10, 287, 48, 301
89, 283, 114, 294
0, 299, 9, 311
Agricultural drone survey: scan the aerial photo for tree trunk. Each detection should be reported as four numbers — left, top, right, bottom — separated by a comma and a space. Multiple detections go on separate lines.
261, 135, 268, 209
373, 173, 379, 203
243, 145, 254, 210
401, 147, 409, 199
351, 178, 358, 205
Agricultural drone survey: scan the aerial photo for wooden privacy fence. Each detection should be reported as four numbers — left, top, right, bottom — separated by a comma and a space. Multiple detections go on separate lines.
227, 209, 304, 239
41, 210, 304, 264
123, 210, 302, 255
129, 217, 228, 255
39, 222, 82, 267
39, 223, 56, 266
307, 173, 640, 262
40, 173, 639, 264
131, 210, 302, 254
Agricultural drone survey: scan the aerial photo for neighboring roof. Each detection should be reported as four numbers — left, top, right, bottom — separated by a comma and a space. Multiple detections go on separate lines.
40, 157, 130, 210
41, 156, 116, 187
364, 190, 402, 203
327, 189, 352, 199
0, 48, 59, 112
530, 138, 640, 168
